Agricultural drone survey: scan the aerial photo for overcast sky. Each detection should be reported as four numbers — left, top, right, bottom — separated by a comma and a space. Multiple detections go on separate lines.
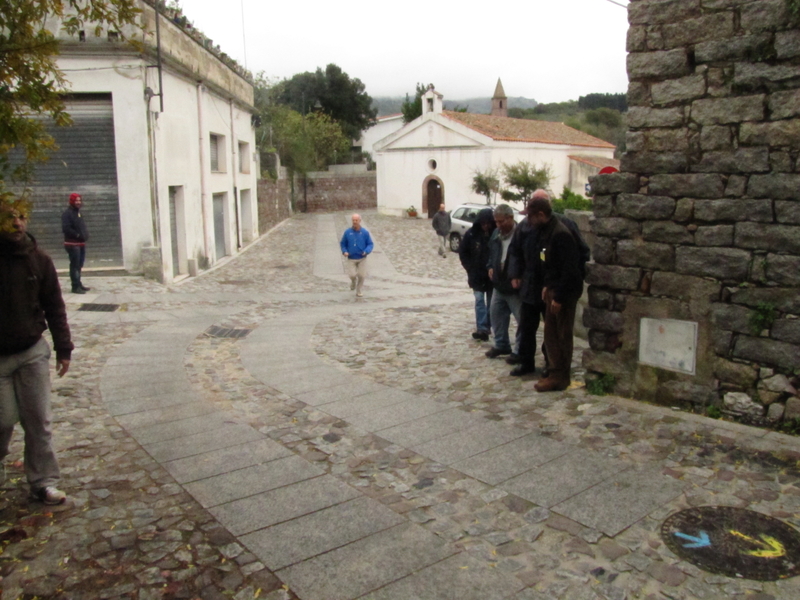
177, 0, 631, 104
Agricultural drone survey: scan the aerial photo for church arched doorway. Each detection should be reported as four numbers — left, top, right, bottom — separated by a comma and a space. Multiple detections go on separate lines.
423, 177, 443, 218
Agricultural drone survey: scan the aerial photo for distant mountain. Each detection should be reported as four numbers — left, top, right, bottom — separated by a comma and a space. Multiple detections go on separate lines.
371, 96, 538, 117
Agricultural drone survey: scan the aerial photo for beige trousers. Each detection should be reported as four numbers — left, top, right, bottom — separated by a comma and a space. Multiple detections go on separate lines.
346, 257, 368, 292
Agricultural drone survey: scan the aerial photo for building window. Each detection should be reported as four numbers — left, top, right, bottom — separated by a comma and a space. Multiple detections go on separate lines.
238, 141, 250, 174
210, 134, 225, 172
428, 159, 437, 171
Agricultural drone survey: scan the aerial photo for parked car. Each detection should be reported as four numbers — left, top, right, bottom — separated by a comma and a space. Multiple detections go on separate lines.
448, 203, 523, 251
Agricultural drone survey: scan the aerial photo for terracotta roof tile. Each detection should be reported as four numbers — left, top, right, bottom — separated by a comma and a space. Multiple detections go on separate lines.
568, 155, 621, 169
443, 111, 615, 149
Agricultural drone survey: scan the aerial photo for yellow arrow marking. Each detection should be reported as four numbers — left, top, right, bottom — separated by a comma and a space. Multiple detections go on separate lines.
729, 530, 786, 558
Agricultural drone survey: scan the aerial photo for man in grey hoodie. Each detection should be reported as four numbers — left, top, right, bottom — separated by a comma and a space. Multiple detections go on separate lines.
431, 204, 451, 257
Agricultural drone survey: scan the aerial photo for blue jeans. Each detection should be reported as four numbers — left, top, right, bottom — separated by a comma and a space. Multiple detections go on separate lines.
64, 245, 85, 289
490, 290, 522, 353
473, 289, 493, 333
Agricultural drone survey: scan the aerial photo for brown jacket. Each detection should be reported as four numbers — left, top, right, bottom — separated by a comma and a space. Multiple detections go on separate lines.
0, 234, 73, 361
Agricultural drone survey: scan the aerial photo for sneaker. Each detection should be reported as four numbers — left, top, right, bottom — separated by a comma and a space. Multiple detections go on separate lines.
32, 486, 67, 505
510, 364, 536, 377
79, 284, 91, 291
485, 347, 511, 359
505, 353, 521, 365
71, 287, 86, 294
356, 291, 363, 298
471, 331, 489, 342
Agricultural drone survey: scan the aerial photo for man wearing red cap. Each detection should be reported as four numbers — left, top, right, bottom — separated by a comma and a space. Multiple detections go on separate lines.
61, 193, 90, 294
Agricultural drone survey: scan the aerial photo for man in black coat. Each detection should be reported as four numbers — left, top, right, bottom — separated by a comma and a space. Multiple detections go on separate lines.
458, 208, 495, 341
61, 193, 90, 294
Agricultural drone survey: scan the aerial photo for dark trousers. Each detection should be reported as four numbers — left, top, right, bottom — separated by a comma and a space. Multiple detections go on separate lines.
65, 245, 85, 289
543, 289, 578, 383
517, 300, 545, 369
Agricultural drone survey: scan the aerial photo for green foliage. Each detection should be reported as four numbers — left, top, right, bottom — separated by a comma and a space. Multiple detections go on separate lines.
272, 64, 377, 139
749, 302, 778, 334
500, 162, 552, 204
586, 373, 616, 396
471, 168, 500, 205
0, 0, 140, 215
584, 108, 623, 129
788, 0, 800, 22
552, 187, 592, 213
578, 93, 627, 112
777, 417, 800, 435
401, 83, 430, 124
706, 405, 722, 419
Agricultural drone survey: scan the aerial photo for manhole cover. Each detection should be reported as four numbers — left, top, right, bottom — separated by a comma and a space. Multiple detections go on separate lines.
78, 303, 119, 312
204, 326, 252, 339
662, 506, 800, 580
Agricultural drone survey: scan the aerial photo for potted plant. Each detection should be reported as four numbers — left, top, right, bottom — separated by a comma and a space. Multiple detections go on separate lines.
406, 205, 418, 218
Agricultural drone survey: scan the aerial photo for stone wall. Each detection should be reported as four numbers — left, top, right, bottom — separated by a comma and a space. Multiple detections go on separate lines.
584, 0, 800, 420
257, 178, 293, 234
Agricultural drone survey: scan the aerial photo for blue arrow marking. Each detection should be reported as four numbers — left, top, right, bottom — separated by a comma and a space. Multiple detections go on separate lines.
674, 531, 711, 549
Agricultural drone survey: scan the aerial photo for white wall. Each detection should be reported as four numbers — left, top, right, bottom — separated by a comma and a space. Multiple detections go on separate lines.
358, 115, 404, 157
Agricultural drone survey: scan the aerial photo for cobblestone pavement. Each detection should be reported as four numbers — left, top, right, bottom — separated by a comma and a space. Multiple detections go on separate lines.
1, 211, 799, 600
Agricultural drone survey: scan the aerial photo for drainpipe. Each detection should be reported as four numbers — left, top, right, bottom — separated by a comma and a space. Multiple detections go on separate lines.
230, 98, 241, 250
197, 83, 211, 262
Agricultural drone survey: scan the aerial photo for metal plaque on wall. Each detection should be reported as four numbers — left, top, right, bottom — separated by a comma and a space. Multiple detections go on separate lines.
638, 317, 698, 375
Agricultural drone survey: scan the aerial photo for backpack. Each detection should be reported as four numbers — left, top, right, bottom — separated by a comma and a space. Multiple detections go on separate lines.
557, 214, 591, 280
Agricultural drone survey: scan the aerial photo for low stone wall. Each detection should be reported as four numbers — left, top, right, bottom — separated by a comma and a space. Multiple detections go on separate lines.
256, 178, 292, 234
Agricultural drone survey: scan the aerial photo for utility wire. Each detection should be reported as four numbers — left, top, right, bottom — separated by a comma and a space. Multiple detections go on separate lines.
604, 0, 628, 7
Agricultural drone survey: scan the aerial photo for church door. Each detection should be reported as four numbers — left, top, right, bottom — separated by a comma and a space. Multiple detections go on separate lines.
427, 179, 442, 218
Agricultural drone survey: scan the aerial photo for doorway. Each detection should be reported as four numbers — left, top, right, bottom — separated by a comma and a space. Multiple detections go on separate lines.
212, 193, 228, 261
425, 178, 443, 218
168, 186, 187, 277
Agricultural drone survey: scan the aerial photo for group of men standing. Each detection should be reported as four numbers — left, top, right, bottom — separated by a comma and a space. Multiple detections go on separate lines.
456, 190, 586, 393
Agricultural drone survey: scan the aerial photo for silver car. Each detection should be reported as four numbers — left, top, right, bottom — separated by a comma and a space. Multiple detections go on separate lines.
448, 203, 523, 251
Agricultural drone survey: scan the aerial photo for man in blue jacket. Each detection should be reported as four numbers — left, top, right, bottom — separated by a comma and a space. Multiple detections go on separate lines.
340, 213, 374, 298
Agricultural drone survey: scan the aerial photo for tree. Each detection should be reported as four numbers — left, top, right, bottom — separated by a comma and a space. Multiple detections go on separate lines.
500, 162, 552, 204
273, 64, 377, 140
0, 0, 140, 214
471, 168, 500, 205
401, 83, 430, 124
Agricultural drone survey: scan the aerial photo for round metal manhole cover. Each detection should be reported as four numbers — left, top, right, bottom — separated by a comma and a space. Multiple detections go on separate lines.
662, 507, 800, 581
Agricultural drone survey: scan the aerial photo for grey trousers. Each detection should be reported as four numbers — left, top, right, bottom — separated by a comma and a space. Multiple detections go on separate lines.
345, 257, 368, 292
0, 338, 61, 491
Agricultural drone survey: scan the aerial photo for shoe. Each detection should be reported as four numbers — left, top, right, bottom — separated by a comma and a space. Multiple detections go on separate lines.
541, 367, 550, 379
471, 331, 489, 341
350, 279, 356, 290
510, 364, 536, 377
71, 287, 86, 294
534, 377, 569, 392
80, 284, 91, 291
485, 347, 511, 359
32, 486, 67, 505
505, 353, 521, 365
356, 291, 363, 297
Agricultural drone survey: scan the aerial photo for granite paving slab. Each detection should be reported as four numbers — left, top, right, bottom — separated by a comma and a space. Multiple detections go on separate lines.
319, 388, 418, 419
240, 496, 405, 571
277, 523, 456, 600
377, 408, 486, 447
104, 392, 200, 416
143, 423, 264, 462
113, 401, 219, 430
128, 412, 233, 445
163, 438, 293, 483
292, 379, 388, 407
208, 475, 361, 536
344, 397, 450, 432
412, 420, 530, 465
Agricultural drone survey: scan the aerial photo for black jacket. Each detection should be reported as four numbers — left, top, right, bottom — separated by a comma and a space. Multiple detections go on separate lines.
487, 225, 518, 296
536, 215, 584, 304
431, 210, 451, 236
62, 205, 89, 244
458, 208, 495, 292
0, 233, 73, 360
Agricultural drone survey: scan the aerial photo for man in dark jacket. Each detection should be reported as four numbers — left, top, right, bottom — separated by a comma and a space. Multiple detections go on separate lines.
459, 208, 495, 341
61, 192, 90, 294
527, 195, 584, 392
431, 203, 451, 257
1, 205, 73, 505
485, 204, 522, 361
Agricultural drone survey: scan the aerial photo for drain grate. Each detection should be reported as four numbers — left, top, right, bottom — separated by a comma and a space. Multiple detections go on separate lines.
78, 303, 119, 312
204, 325, 253, 339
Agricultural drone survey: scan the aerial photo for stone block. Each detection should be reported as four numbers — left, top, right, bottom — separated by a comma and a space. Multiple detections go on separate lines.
592, 237, 615, 264
589, 172, 640, 195
770, 151, 794, 173
674, 198, 694, 221
582, 349, 629, 377
769, 89, 800, 120
760, 373, 798, 394
772, 320, 800, 345
661, 381, 715, 405
724, 175, 747, 198
766, 255, 800, 286
694, 199, 773, 222
740, 0, 789, 33
735, 223, 800, 254
696, 225, 734, 246
650, 271, 721, 302
627, 81, 651, 107
636, 129, 691, 152
588, 286, 614, 309
707, 67, 732, 97
651, 74, 707, 106
592, 217, 641, 238
736, 62, 800, 92
628, 49, 692, 80
740, 120, 800, 149
676, 247, 751, 279
583, 307, 624, 333
733, 336, 800, 370
748, 174, 800, 199
649, 174, 725, 198
593, 195, 614, 218
775, 30, 800, 59
626, 131, 645, 152
642, 221, 694, 244
786, 397, 800, 420
585, 264, 642, 290
713, 329, 733, 355
723, 392, 764, 417
711, 303, 753, 334
616, 194, 676, 219
627, 25, 648, 52
695, 33, 774, 63
776, 202, 800, 224
617, 240, 675, 270
692, 148, 770, 173
700, 126, 733, 151
661, 12, 735, 49
627, 107, 685, 129
731, 286, 800, 314
621, 152, 688, 174
714, 358, 758, 388
628, 0, 701, 26
767, 402, 785, 421
692, 95, 765, 125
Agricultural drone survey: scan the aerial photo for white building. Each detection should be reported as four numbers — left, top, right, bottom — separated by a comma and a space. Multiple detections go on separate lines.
356, 113, 404, 158
26, 1, 259, 282
373, 86, 615, 218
